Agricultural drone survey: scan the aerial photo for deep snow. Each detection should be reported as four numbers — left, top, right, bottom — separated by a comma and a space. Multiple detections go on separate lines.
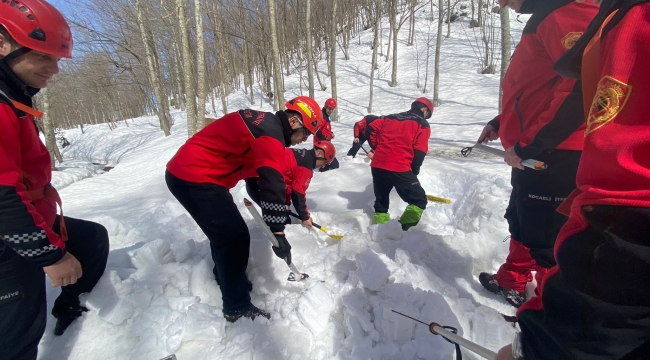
38, 8, 534, 360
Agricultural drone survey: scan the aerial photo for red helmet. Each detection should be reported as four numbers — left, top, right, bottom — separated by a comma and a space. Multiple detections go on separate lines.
324, 98, 337, 109
314, 140, 336, 164
0, 0, 73, 58
413, 97, 434, 119
285, 96, 322, 135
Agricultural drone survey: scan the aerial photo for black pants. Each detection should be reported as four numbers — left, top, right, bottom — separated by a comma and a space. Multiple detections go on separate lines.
319, 157, 339, 172
0, 216, 109, 360
505, 150, 580, 268
519, 205, 650, 359
165, 171, 251, 315
346, 135, 367, 157
371, 167, 427, 213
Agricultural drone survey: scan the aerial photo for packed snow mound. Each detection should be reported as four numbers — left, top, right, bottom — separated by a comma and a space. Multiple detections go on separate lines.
40, 7, 530, 360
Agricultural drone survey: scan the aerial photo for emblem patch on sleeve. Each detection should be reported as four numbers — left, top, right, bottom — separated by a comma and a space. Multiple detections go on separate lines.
561, 32, 583, 49
586, 75, 631, 135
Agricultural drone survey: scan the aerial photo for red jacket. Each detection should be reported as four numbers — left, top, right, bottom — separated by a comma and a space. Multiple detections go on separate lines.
518, 3, 650, 359
0, 65, 65, 266
569, 2, 650, 209
283, 148, 316, 220
167, 109, 292, 231
353, 118, 367, 138
489, 0, 598, 159
365, 109, 431, 174
314, 107, 333, 141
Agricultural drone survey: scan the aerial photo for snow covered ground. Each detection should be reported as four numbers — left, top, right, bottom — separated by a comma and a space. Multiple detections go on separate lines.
39, 9, 532, 360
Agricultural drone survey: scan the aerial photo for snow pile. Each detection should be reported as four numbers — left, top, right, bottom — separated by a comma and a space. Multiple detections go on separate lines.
39, 7, 530, 360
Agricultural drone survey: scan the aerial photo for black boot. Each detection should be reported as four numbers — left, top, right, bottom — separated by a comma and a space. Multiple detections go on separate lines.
479, 272, 527, 308
52, 297, 88, 336
223, 304, 271, 323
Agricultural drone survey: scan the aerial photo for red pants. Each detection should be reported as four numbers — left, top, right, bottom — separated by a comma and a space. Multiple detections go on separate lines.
494, 238, 547, 293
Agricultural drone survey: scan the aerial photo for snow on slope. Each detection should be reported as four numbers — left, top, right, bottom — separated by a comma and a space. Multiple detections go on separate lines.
40, 9, 530, 360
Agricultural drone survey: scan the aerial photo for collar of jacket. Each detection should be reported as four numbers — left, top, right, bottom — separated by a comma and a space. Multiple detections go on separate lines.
0, 60, 40, 106
555, 0, 650, 79
321, 107, 331, 123
276, 110, 294, 147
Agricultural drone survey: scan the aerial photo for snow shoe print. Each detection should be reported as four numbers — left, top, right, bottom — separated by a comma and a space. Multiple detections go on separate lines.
224, 304, 271, 323
52, 301, 89, 336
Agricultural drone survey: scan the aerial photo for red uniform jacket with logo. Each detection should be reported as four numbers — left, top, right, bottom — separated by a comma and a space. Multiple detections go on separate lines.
365, 109, 431, 175
0, 64, 65, 266
166, 110, 292, 231
283, 148, 316, 221
488, 0, 599, 159
517, 2, 650, 359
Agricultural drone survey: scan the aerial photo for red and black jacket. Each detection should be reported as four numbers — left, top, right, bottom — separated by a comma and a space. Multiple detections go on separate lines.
488, 0, 599, 159
0, 62, 65, 266
167, 109, 293, 231
518, 2, 650, 359
283, 148, 316, 221
314, 107, 333, 141
353, 118, 367, 138
365, 108, 431, 174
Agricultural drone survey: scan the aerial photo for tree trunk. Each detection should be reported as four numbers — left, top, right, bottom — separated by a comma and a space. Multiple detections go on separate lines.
177, 0, 197, 136
41, 88, 63, 168
269, 0, 284, 110
446, 0, 451, 38
433, 0, 444, 106
329, 0, 338, 117
195, 0, 207, 129
368, 2, 380, 113
499, 7, 511, 113
390, 0, 398, 87
306, 0, 315, 98
135, 0, 172, 136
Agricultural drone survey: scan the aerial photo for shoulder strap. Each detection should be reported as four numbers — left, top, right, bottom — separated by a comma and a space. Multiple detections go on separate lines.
0, 88, 43, 118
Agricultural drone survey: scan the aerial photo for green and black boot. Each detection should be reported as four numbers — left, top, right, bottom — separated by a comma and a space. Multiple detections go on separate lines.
398, 204, 424, 231
374, 212, 390, 224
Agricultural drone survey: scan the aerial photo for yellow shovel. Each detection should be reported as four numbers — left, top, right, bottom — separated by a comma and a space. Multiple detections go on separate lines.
288, 212, 344, 240
426, 194, 451, 204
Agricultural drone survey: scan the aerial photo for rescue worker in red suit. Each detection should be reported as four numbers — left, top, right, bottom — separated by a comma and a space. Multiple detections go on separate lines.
315, 98, 339, 172
165, 96, 322, 322
346, 117, 369, 158
366, 97, 432, 231
476, 0, 598, 308
0, 1, 110, 358
247, 141, 336, 228
496, 0, 650, 358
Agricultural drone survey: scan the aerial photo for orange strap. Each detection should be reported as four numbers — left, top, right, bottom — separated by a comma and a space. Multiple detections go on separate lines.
581, 11, 618, 117
26, 183, 68, 242
10, 100, 44, 118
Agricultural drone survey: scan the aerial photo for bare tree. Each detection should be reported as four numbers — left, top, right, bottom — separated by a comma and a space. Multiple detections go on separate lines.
499, 6, 511, 112
40, 88, 63, 168
269, 0, 284, 111
177, 0, 197, 136
329, 0, 338, 116
306, 0, 315, 98
368, 1, 380, 113
135, 0, 172, 136
434, 0, 444, 106
195, 0, 207, 128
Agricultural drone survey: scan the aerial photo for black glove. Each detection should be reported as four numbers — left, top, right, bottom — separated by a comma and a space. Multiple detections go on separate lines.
272, 234, 292, 265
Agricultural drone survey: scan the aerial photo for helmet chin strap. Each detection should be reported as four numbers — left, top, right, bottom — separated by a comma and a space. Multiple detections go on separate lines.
2, 47, 32, 63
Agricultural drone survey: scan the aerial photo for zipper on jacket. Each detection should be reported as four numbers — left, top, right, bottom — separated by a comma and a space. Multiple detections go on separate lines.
221, 164, 244, 178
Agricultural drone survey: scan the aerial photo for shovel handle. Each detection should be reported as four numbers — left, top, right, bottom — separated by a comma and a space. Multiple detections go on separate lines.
287, 211, 325, 231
